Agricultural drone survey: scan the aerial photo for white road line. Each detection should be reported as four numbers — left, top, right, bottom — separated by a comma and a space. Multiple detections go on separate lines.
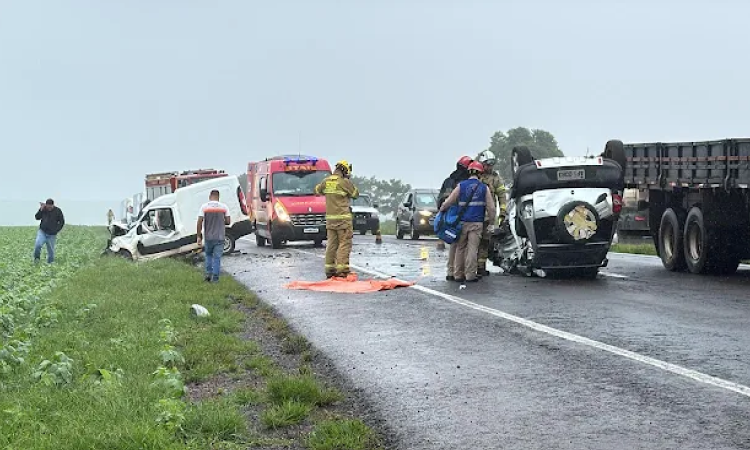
293, 248, 750, 399
599, 272, 629, 279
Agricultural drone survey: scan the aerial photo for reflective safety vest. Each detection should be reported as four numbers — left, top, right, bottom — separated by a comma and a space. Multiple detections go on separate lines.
314, 174, 359, 222
457, 178, 487, 223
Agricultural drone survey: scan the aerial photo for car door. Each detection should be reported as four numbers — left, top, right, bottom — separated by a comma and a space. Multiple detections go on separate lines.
136, 208, 183, 257
403, 192, 415, 226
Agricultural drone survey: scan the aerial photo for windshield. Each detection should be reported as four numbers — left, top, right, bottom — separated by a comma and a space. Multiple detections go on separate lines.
272, 170, 331, 196
351, 195, 372, 207
414, 192, 438, 208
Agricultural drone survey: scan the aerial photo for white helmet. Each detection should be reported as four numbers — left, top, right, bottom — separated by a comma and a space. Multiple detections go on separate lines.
477, 150, 497, 167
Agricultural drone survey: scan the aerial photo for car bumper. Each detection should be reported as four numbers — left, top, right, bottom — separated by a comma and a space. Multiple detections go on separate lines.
413, 216, 436, 233
271, 219, 327, 241
531, 243, 610, 269
228, 219, 254, 238
354, 217, 380, 230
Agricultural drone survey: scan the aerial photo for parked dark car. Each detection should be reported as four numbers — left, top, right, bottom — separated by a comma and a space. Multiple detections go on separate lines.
396, 189, 440, 239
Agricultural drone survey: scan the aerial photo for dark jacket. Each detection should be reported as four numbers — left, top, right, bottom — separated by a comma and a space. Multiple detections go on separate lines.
35, 207, 65, 235
437, 168, 469, 209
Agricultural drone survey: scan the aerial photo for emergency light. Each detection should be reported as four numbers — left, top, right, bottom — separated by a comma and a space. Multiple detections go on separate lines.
283, 156, 319, 166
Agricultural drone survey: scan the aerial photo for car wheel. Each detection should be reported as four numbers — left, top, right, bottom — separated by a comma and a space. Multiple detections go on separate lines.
396, 226, 404, 239
223, 234, 236, 254
658, 207, 687, 271
313, 239, 324, 248
555, 201, 600, 244
410, 222, 420, 240
371, 226, 379, 235
119, 249, 133, 260
359, 229, 367, 235
603, 139, 627, 172
255, 233, 266, 247
271, 235, 283, 249
511, 146, 534, 179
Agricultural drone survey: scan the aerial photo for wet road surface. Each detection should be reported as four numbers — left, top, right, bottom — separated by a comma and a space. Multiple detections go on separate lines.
224, 235, 750, 450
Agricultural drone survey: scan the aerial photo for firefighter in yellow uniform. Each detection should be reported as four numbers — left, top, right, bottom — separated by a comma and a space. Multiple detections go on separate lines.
476, 150, 507, 276
315, 161, 360, 278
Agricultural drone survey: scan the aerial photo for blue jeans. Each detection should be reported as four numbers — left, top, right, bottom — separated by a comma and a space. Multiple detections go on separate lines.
204, 239, 223, 280
34, 229, 57, 263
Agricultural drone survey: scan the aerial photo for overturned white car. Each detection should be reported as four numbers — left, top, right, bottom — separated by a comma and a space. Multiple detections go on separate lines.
490, 142, 626, 279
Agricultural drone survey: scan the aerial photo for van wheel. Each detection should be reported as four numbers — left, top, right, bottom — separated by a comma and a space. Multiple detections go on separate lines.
271, 236, 283, 249
396, 227, 404, 239
658, 208, 686, 271
223, 235, 236, 254
119, 249, 133, 260
255, 234, 266, 247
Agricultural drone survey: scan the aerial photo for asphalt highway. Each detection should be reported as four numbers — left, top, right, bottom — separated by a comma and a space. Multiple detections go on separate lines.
224, 234, 750, 450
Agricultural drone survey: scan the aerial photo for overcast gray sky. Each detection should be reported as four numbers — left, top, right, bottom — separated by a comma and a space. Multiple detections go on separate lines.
2, 0, 749, 202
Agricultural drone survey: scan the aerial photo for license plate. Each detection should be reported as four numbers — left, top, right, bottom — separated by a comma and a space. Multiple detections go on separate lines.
303, 228, 319, 234
356, 219, 366, 225
557, 169, 585, 181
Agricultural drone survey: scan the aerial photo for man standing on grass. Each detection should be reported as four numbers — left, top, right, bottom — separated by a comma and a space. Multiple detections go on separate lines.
197, 190, 230, 283
34, 198, 65, 264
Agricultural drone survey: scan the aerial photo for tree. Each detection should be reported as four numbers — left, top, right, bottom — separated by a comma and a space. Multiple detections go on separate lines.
486, 127, 564, 180
350, 175, 411, 217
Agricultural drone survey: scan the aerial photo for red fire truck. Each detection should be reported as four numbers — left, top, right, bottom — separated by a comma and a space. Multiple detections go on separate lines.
145, 169, 228, 201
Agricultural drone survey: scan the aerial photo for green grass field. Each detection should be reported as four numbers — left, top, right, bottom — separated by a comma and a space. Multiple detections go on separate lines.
0, 226, 380, 450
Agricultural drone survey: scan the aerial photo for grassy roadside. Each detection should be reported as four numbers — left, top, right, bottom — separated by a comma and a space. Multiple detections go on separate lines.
610, 243, 657, 256
0, 227, 384, 450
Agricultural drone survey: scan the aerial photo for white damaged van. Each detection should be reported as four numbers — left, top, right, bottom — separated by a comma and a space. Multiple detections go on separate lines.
107, 176, 252, 261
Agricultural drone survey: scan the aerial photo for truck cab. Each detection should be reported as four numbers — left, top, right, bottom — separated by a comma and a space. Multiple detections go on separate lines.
248, 155, 332, 248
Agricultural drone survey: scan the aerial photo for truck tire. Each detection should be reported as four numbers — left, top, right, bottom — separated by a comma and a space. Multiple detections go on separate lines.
255, 233, 266, 247
603, 139, 627, 172
511, 146, 534, 179
658, 208, 687, 271
223, 234, 236, 254
683, 207, 740, 275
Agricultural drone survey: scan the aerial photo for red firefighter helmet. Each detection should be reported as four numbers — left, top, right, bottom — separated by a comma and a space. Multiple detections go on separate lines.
457, 156, 473, 168
468, 161, 485, 173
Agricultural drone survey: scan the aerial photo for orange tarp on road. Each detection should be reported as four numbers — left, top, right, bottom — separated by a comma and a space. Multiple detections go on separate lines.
284, 273, 414, 294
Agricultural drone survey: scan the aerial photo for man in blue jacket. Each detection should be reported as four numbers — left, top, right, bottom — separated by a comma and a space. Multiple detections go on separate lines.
438, 162, 496, 282
34, 199, 65, 263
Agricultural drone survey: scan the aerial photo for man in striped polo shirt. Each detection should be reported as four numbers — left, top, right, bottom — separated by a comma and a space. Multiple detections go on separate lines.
197, 190, 231, 282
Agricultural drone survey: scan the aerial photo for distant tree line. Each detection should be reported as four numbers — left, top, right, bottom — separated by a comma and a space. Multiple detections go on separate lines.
487, 127, 564, 180
349, 176, 411, 217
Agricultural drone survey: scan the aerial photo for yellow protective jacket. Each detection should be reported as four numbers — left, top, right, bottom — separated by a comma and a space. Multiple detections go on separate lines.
479, 170, 507, 220
314, 173, 359, 228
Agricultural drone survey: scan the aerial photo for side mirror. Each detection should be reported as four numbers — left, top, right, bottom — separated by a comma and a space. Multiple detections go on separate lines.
260, 188, 268, 202
137, 222, 149, 235
373, 203, 379, 209
403, 202, 412, 208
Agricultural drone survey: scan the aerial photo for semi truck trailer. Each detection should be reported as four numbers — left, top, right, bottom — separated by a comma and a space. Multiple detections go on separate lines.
617, 138, 750, 275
